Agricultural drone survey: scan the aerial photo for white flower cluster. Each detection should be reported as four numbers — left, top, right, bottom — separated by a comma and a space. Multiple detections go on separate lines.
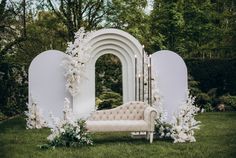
152, 74, 165, 121
152, 74, 172, 138
25, 96, 47, 129
62, 98, 75, 123
63, 27, 93, 96
170, 91, 201, 143
47, 98, 76, 141
47, 98, 92, 147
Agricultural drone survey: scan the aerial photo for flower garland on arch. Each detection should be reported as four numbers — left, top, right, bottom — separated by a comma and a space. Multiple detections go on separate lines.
63, 27, 94, 96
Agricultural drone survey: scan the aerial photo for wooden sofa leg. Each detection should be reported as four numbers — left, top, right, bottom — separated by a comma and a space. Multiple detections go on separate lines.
146, 132, 150, 140
150, 132, 153, 143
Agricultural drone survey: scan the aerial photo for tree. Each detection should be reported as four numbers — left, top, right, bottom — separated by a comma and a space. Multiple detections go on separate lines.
105, 0, 158, 52
13, 11, 68, 65
212, 0, 236, 58
0, 0, 27, 57
149, 0, 236, 58
46, 0, 108, 41
150, 0, 185, 53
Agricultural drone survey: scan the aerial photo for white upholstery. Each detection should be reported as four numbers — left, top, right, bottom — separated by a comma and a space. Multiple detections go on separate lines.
86, 101, 157, 143
86, 120, 148, 132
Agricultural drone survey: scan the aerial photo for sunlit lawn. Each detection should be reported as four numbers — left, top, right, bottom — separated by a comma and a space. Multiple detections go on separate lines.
0, 112, 236, 158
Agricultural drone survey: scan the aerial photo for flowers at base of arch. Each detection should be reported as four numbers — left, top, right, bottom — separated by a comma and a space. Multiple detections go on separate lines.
170, 90, 201, 143
25, 96, 47, 129
45, 98, 93, 148
152, 74, 172, 139
62, 27, 93, 96
153, 89, 201, 143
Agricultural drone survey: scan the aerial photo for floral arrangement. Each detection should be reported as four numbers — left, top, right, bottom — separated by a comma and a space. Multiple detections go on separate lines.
152, 77, 200, 142
63, 27, 93, 96
170, 91, 201, 143
155, 119, 171, 139
25, 96, 47, 129
152, 74, 172, 139
44, 98, 93, 148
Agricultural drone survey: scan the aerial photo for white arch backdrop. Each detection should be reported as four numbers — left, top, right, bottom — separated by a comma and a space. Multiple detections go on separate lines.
28, 29, 189, 124
73, 29, 143, 118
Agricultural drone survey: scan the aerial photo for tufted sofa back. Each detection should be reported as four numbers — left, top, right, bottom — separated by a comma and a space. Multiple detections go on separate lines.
89, 101, 149, 121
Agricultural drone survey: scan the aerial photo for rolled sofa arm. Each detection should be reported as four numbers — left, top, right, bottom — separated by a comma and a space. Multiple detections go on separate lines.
144, 106, 157, 131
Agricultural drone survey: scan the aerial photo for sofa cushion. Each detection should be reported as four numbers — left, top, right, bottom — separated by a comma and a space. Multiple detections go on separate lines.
89, 101, 148, 121
86, 120, 149, 132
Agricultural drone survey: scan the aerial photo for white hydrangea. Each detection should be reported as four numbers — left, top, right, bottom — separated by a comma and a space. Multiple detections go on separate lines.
25, 96, 47, 129
63, 27, 94, 96
47, 98, 93, 147
171, 90, 201, 143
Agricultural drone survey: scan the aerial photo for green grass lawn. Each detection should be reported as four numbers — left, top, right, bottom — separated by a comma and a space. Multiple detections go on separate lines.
0, 112, 236, 158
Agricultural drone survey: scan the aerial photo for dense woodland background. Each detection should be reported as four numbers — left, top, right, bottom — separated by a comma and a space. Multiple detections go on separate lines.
0, 0, 236, 119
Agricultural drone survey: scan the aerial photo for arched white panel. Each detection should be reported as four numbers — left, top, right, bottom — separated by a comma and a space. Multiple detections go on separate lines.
29, 50, 72, 126
73, 29, 143, 118
151, 50, 188, 123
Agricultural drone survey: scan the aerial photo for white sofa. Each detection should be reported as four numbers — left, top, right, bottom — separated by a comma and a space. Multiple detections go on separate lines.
86, 101, 157, 143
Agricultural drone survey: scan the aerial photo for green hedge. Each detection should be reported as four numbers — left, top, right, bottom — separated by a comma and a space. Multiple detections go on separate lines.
186, 59, 236, 96
219, 95, 236, 111
0, 62, 28, 117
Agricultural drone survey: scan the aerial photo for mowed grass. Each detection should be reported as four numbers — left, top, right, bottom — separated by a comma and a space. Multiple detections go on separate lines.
0, 112, 236, 158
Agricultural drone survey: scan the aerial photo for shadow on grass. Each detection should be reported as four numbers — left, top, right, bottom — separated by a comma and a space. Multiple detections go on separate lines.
92, 132, 173, 145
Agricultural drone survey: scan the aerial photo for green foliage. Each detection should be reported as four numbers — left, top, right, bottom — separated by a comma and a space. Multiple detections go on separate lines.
219, 95, 236, 111
155, 119, 172, 139
189, 73, 214, 111
195, 93, 212, 107
0, 112, 7, 121
96, 54, 122, 96
106, 0, 160, 52
97, 92, 123, 110
97, 101, 112, 110
203, 103, 214, 112
46, 0, 108, 40
96, 54, 123, 110
150, 0, 184, 51
188, 60, 236, 112
0, 61, 27, 117
186, 59, 236, 96
15, 11, 68, 64
0, 0, 26, 56
150, 0, 236, 58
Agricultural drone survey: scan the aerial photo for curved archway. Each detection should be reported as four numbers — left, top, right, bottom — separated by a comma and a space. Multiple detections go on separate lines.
95, 54, 123, 110
73, 29, 143, 118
